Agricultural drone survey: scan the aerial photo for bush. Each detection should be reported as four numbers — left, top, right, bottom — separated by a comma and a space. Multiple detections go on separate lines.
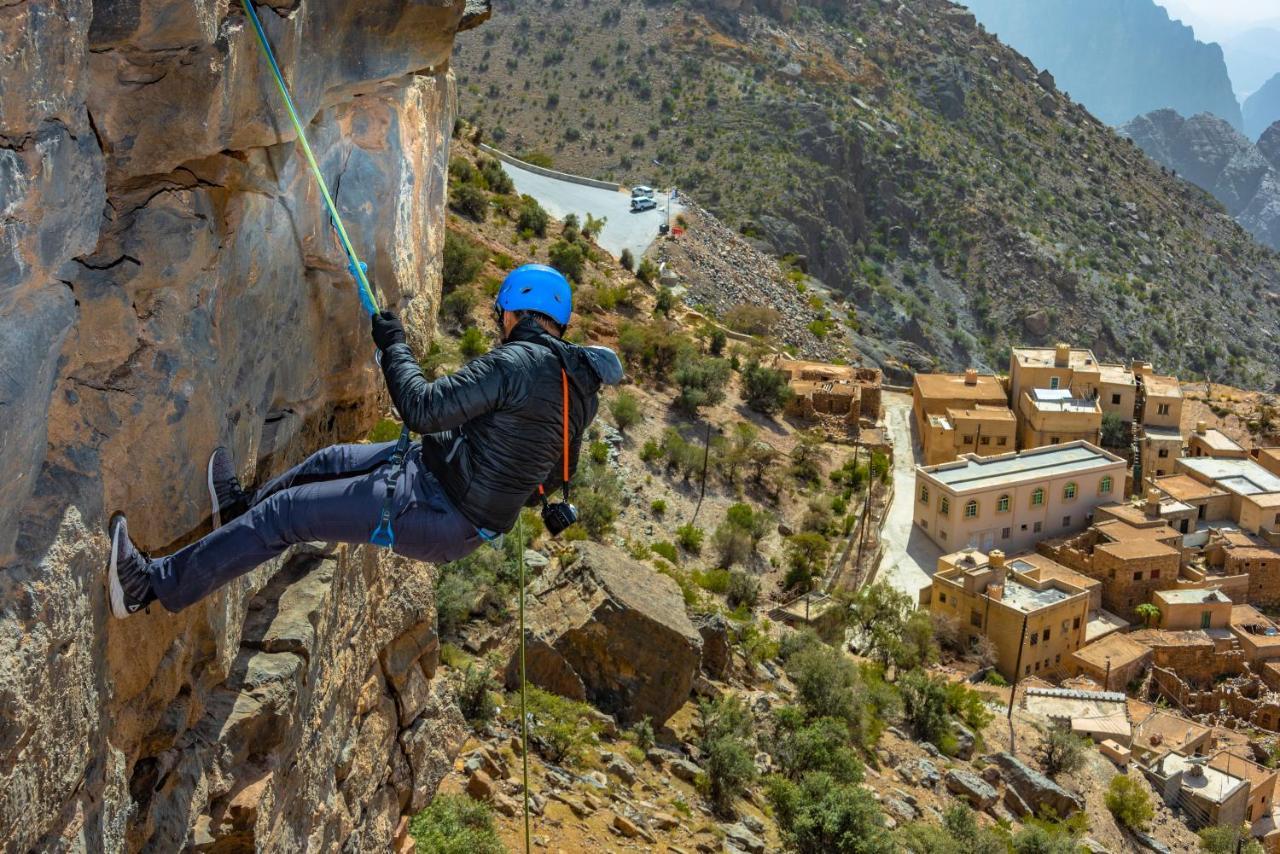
692, 567, 731, 594
651, 541, 678, 564
459, 327, 487, 359
770, 708, 864, 783
676, 523, 704, 553
725, 303, 781, 336
673, 354, 731, 415
441, 287, 479, 330
455, 663, 498, 728
741, 360, 794, 414
767, 772, 894, 854
714, 522, 753, 568
450, 183, 488, 221
609, 389, 641, 432
650, 498, 667, 516
516, 195, 549, 236
1105, 774, 1154, 830
896, 804, 1007, 854
655, 285, 676, 315
727, 571, 761, 609
1010, 824, 1081, 854
784, 532, 829, 591
572, 457, 622, 540
548, 239, 586, 282
477, 157, 513, 194
1041, 724, 1088, 778
369, 418, 403, 443
1199, 825, 1264, 854
636, 257, 659, 284
617, 320, 694, 380
1101, 410, 1127, 447
524, 687, 602, 766
409, 793, 504, 854
443, 231, 487, 291
785, 644, 865, 737
619, 247, 636, 271
630, 716, 656, 752
698, 695, 756, 816
898, 669, 953, 749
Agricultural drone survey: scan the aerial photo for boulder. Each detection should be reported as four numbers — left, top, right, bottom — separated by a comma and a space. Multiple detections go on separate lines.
695, 613, 732, 679
896, 757, 941, 788
722, 822, 766, 854
951, 722, 977, 760
945, 769, 997, 810
991, 752, 1085, 818
506, 542, 703, 726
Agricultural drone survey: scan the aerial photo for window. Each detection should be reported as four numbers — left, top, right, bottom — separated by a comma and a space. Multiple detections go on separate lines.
1063, 482, 1077, 500
940, 531, 948, 540
920, 484, 930, 504
1050, 437, 1061, 445
962, 435, 974, 445
1034, 661, 1040, 671
1111, 393, 1121, 405
1073, 616, 1081, 630
970, 610, 982, 628
1109, 570, 1116, 580
981, 436, 991, 446
1133, 571, 1143, 581
1055, 654, 1061, 664
1002, 527, 1011, 539
1042, 628, 1050, 641
964, 500, 978, 519
997, 437, 1008, 446
1050, 377, 1060, 389
940, 497, 950, 515
1062, 515, 1072, 527
939, 592, 946, 604
1031, 488, 1045, 507
1034, 521, 1042, 533
1158, 448, 1169, 458
1201, 611, 1212, 629
1025, 665, 1031, 676
1099, 476, 1113, 495
1030, 633, 1038, 646
1150, 570, 1160, 580
997, 494, 1010, 513
1157, 403, 1170, 415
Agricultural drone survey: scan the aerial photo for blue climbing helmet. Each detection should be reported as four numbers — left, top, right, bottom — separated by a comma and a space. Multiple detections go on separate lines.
494, 264, 573, 327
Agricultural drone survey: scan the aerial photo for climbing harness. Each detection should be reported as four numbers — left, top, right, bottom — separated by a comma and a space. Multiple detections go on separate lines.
240, 0, 413, 547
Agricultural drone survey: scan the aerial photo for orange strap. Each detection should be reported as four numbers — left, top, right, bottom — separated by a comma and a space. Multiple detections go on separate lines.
561, 369, 570, 484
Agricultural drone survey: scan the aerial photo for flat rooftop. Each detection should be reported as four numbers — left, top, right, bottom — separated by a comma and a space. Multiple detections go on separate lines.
1098, 363, 1136, 386
1181, 457, 1280, 496
1024, 687, 1127, 721
1073, 632, 1151, 669
913, 372, 1008, 403
1156, 588, 1230, 606
1154, 474, 1226, 503
1001, 578, 1072, 612
1142, 425, 1183, 441
1142, 374, 1183, 399
1193, 428, 1245, 453
945, 405, 1016, 422
1159, 753, 1245, 804
1136, 711, 1210, 752
1085, 609, 1130, 643
1024, 389, 1100, 414
1013, 346, 1098, 370
922, 441, 1122, 492
1097, 538, 1179, 561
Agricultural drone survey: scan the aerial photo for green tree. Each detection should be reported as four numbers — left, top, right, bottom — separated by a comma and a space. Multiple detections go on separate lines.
770, 708, 864, 783
609, 389, 641, 432
1101, 411, 1127, 447
449, 182, 488, 221
548, 239, 586, 282
1010, 824, 1080, 854
1134, 602, 1161, 628
459, 327, 487, 359
442, 231, 486, 291
673, 354, 731, 415
1041, 724, 1088, 777
619, 247, 636, 271
766, 772, 895, 854
785, 644, 866, 738
784, 532, 829, 591
741, 360, 794, 414
899, 669, 952, 747
698, 695, 756, 816
1199, 824, 1264, 854
897, 804, 1007, 854
1105, 774, 1154, 830
409, 794, 504, 854
637, 257, 659, 284
727, 570, 761, 609
582, 212, 607, 239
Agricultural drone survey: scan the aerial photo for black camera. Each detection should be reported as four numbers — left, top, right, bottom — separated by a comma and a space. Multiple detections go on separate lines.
541, 501, 579, 537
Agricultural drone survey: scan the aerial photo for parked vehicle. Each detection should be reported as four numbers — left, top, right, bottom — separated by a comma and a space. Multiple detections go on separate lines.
631, 185, 655, 199
630, 196, 657, 212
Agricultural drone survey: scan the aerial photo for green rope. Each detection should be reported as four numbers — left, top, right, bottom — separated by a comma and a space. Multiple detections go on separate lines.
517, 517, 532, 854
239, 0, 380, 316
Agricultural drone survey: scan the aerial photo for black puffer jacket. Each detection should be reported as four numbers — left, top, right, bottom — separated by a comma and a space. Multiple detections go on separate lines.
379, 317, 623, 533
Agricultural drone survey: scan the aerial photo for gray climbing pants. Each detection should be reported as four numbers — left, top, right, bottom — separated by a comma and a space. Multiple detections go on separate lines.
150, 441, 484, 612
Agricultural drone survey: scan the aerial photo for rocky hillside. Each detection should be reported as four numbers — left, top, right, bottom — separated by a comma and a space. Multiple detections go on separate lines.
454, 0, 1280, 389
1, 1, 485, 849
1245, 75, 1280, 141
963, 0, 1243, 130
1121, 110, 1280, 252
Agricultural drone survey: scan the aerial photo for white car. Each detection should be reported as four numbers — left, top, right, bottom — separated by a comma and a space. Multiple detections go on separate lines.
631, 186, 655, 199
630, 196, 657, 212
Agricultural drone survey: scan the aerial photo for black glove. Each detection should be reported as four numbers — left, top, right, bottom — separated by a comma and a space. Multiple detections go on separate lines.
371, 310, 406, 351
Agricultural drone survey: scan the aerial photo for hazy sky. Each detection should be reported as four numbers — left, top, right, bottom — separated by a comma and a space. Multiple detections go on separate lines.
1160, 0, 1280, 40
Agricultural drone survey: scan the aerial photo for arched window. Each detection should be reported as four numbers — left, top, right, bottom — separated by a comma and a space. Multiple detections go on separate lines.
997, 494, 1011, 513
1099, 476, 1113, 495
1031, 488, 1045, 507
940, 497, 951, 515
920, 484, 930, 504
964, 500, 979, 519
1064, 482, 1077, 501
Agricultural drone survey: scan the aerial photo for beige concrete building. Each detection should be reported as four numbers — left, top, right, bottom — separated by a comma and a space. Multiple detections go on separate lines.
1177, 457, 1280, 537
1255, 448, 1280, 478
1189, 423, 1247, 460
1136, 367, 1184, 431
1154, 587, 1232, 631
1017, 388, 1103, 450
927, 549, 1092, 681
1208, 750, 1276, 825
1071, 632, 1153, 690
1150, 475, 1233, 532
1009, 344, 1138, 422
914, 441, 1127, 554
1140, 426, 1184, 480
1150, 751, 1250, 830
913, 370, 1016, 464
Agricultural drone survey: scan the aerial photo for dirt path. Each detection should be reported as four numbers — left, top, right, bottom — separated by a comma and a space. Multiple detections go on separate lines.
872, 392, 942, 601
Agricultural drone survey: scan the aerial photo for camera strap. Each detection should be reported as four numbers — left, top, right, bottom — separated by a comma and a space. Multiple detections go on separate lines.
539, 368, 572, 506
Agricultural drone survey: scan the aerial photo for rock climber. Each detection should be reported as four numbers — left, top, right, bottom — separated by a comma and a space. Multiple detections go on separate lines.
106, 264, 623, 618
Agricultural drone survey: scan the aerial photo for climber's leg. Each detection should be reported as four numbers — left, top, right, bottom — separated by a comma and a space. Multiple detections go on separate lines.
247, 441, 400, 506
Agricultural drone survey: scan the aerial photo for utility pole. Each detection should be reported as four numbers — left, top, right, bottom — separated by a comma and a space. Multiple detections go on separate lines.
1008, 612, 1029, 754
855, 450, 876, 580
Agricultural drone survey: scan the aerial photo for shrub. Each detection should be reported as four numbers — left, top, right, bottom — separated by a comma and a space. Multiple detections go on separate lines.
636, 257, 659, 284
477, 156, 513, 194
630, 716, 656, 752
1199, 825, 1264, 854
709, 327, 727, 355
766, 772, 894, 854
692, 567, 732, 593
450, 183, 488, 221
896, 804, 1007, 854
609, 389, 641, 431
714, 522, 753, 568
369, 418, 403, 442
572, 457, 622, 539
784, 532, 829, 591
589, 440, 609, 464
651, 541, 678, 564
673, 354, 731, 414
650, 498, 667, 516
676, 523, 704, 553
455, 663, 498, 728
442, 231, 486, 291
1041, 724, 1088, 778
548, 240, 586, 282
459, 327, 487, 359
777, 628, 822, 663
410, 793, 503, 854
727, 571, 761, 609
698, 695, 756, 816
770, 708, 864, 783
899, 669, 953, 750
741, 360, 794, 414
725, 303, 781, 336
1010, 824, 1080, 854
524, 687, 602, 766
655, 285, 676, 315
785, 643, 865, 736
441, 287, 479, 330
619, 247, 636, 271
516, 195, 550, 237
1101, 410, 1127, 447
1105, 774, 1153, 830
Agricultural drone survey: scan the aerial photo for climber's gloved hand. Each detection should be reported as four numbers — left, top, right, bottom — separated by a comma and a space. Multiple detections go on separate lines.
371, 310, 406, 351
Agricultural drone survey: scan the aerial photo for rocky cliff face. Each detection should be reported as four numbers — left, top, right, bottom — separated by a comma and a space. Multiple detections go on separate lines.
1121, 110, 1280, 251
0, 1, 485, 848
1245, 74, 1280, 142
962, 0, 1242, 130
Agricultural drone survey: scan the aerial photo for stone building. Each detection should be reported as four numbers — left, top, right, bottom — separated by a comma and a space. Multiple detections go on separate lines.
1189, 423, 1248, 460
1149, 474, 1233, 532
1038, 515, 1184, 614
1071, 632, 1153, 690
1205, 529, 1280, 607
1255, 448, 1280, 477
914, 441, 1126, 554
925, 549, 1092, 681
1153, 587, 1232, 630
773, 357, 881, 426
1148, 752, 1250, 830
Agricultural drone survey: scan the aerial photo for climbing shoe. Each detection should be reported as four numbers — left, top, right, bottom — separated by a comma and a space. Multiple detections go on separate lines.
107, 514, 156, 619
208, 446, 250, 528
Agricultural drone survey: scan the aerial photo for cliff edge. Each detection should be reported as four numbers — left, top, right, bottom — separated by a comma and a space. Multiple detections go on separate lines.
0, 0, 486, 848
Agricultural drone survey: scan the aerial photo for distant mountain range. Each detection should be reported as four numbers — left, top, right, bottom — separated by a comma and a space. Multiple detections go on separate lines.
1246, 74, 1280, 142
1221, 27, 1280, 99
963, 0, 1243, 130
1122, 110, 1280, 250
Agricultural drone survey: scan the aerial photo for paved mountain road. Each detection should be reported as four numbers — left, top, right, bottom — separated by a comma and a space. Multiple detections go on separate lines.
874, 392, 944, 603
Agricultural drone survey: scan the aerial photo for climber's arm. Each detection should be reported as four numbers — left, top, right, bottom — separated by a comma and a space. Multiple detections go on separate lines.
373, 312, 509, 434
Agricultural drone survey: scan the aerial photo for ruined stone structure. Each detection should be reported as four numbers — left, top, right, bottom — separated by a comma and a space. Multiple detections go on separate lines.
1151, 667, 1280, 732
1039, 517, 1183, 614
0, 1, 487, 848
773, 357, 882, 427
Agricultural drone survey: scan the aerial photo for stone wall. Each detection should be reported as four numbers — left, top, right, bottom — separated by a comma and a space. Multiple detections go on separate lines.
0, 1, 485, 848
